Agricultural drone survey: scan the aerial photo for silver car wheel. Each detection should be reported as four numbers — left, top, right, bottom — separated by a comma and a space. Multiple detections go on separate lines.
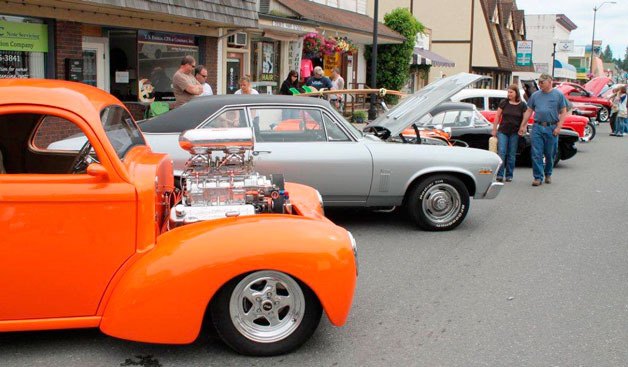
598, 107, 609, 122
229, 271, 305, 343
421, 183, 462, 224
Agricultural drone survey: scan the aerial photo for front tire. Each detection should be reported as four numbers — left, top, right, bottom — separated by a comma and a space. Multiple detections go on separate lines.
598, 107, 609, 122
583, 121, 596, 141
211, 271, 322, 356
406, 175, 470, 231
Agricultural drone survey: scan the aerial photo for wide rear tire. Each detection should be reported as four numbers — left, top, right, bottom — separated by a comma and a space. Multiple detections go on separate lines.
210, 271, 322, 356
406, 175, 470, 231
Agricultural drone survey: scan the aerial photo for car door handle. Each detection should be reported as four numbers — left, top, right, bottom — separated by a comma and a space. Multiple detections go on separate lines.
252, 150, 271, 156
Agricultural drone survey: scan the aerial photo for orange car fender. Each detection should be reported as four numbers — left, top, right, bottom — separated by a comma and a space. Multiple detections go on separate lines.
100, 215, 356, 344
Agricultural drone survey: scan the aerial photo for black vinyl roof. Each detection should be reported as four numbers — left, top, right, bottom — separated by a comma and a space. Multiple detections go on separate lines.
140, 95, 331, 133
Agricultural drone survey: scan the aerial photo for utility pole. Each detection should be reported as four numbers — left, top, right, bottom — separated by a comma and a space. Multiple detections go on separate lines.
551, 42, 557, 78
590, 2, 616, 76
368, 0, 379, 121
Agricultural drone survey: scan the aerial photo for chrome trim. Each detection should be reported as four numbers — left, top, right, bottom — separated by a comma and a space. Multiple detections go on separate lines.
483, 182, 504, 199
348, 231, 358, 276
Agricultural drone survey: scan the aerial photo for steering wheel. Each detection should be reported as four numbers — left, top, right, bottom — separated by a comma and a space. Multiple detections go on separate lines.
69, 140, 96, 173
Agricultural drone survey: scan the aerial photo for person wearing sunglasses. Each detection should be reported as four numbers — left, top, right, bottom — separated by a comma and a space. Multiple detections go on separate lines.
172, 55, 203, 108
194, 65, 213, 96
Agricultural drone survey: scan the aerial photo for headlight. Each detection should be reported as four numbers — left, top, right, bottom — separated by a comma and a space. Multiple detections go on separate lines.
348, 231, 358, 276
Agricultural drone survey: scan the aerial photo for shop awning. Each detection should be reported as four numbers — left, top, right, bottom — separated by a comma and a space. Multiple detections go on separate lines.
553, 60, 577, 72
412, 48, 455, 67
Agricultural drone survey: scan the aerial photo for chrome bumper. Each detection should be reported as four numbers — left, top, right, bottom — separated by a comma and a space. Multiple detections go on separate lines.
482, 181, 504, 199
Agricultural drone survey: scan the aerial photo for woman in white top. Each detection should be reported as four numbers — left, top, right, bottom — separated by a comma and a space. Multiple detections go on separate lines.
234, 76, 259, 95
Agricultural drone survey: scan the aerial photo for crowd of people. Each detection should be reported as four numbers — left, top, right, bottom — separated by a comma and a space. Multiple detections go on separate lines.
170, 55, 345, 111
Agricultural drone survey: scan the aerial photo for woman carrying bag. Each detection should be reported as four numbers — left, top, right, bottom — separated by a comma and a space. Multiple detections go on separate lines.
492, 84, 527, 182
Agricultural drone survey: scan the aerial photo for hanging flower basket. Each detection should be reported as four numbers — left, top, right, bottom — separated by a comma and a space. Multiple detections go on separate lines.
303, 32, 325, 58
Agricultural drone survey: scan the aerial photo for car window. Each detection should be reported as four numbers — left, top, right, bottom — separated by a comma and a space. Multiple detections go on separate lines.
488, 98, 503, 111
322, 113, 350, 141
441, 111, 460, 128
453, 110, 474, 127
204, 109, 247, 129
100, 106, 146, 160
460, 97, 484, 110
249, 108, 326, 142
3, 113, 99, 174
474, 110, 490, 126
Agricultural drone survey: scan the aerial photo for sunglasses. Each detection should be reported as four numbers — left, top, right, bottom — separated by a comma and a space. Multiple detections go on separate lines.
199, 74, 208, 78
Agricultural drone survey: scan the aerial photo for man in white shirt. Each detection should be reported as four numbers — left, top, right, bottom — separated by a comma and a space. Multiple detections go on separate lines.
194, 65, 213, 96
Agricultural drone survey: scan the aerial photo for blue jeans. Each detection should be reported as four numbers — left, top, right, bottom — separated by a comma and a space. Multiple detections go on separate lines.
496, 132, 519, 179
531, 124, 557, 180
618, 116, 627, 135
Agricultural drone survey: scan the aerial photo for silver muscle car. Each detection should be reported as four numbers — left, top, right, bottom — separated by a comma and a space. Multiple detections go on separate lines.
140, 73, 503, 231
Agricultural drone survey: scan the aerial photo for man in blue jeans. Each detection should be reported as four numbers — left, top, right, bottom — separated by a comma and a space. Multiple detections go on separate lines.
519, 73, 568, 186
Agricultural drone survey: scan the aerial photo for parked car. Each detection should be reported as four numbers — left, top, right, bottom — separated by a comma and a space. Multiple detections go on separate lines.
410, 102, 578, 166
452, 88, 593, 141
0, 79, 358, 356
140, 73, 503, 231
555, 77, 612, 122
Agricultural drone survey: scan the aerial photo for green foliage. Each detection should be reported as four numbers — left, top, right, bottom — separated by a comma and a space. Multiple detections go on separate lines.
364, 8, 425, 102
602, 45, 613, 62
352, 110, 368, 122
623, 46, 628, 71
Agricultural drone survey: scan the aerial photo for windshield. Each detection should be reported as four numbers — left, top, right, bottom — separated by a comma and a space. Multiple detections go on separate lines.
100, 106, 146, 160
329, 106, 363, 138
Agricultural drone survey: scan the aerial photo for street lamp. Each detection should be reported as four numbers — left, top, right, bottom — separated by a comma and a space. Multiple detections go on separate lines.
589, 1, 616, 76
551, 42, 557, 78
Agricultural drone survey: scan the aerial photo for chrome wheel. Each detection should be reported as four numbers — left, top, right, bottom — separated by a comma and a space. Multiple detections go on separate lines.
598, 107, 609, 122
421, 183, 462, 225
229, 271, 305, 343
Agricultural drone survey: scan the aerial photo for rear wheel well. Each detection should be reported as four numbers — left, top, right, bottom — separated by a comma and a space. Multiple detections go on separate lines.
403, 172, 476, 205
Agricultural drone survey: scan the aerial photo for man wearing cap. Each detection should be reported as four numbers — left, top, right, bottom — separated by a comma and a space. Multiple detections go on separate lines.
305, 66, 333, 91
519, 73, 569, 186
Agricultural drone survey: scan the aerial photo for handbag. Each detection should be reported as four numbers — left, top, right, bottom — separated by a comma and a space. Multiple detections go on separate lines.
488, 136, 498, 153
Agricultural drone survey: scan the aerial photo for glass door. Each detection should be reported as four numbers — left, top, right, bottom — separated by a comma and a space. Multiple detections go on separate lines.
82, 38, 108, 91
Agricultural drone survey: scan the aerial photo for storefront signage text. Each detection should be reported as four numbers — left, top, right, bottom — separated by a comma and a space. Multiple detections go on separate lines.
138, 30, 195, 46
271, 21, 305, 32
0, 21, 48, 52
516, 40, 532, 67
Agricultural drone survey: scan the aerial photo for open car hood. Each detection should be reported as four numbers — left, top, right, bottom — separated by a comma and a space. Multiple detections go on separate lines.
584, 77, 611, 96
366, 73, 490, 137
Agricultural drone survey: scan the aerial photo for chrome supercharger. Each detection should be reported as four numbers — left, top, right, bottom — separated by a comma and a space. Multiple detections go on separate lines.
170, 128, 291, 226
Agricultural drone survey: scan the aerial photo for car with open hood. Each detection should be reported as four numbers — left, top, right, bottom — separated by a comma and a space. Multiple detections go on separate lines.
140, 73, 503, 231
556, 77, 612, 122
409, 102, 578, 166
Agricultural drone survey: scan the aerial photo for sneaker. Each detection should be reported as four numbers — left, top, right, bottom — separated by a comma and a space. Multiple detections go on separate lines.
496, 177, 504, 182
545, 176, 552, 184
532, 179, 542, 186
505, 177, 513, 182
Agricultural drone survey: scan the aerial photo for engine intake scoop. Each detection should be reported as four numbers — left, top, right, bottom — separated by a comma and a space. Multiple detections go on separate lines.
179, 128, 254, 153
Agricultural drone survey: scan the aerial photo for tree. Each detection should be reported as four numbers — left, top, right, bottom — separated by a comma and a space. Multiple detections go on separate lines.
602, 45, 613, 62
364, 8, 424, 102
623, 46, 628, 71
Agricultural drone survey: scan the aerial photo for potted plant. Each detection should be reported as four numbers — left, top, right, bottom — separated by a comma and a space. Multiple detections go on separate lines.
352, 110, 368, 124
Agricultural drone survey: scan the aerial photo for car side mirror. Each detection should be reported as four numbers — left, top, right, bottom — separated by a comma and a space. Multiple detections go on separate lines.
86, 163, 108, 179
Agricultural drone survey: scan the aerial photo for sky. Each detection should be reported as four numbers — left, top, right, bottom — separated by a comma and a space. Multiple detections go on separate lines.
516, 0, 627, 60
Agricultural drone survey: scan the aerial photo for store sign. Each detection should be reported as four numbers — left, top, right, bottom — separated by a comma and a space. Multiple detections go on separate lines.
0, 52, 29, 78
271, 21, 306, 32
323, 53, 340, 76
516, 40, 532, 66
557, 40, 574, 52
260, 42, 275, 82
288, 38, 303, 79
138, 30, 195, 46
0, 20, 48, 52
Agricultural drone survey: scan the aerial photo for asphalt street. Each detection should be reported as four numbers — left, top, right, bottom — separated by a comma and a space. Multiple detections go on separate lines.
1, 123, 627, 367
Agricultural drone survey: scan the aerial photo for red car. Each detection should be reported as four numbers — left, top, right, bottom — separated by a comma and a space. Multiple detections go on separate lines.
556, 77, 612, 122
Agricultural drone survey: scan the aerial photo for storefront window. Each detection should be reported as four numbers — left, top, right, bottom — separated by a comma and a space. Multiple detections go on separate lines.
137, 30, 198, 102
0, 15, 48, 79
250, 38, 280, 94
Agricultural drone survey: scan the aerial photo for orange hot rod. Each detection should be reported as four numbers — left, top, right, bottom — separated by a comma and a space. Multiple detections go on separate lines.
0, 79, 357, 356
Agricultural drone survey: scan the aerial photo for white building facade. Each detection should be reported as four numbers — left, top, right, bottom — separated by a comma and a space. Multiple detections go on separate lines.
522, 14, 577, 80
